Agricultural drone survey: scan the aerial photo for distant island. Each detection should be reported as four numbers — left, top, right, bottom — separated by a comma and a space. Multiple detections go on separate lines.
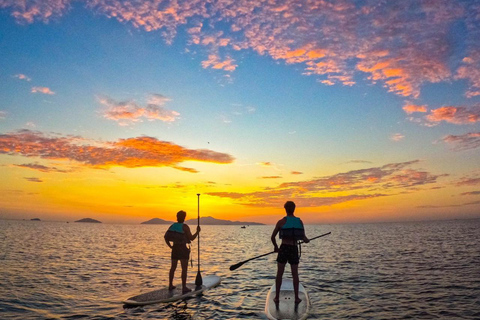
75, 218, 101, 223
30, 218, 41, 221
141, 218, 172, 225
141, 216, 263, 225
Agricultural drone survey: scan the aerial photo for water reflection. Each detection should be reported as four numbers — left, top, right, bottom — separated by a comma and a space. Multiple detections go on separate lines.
0, 220, 479, 319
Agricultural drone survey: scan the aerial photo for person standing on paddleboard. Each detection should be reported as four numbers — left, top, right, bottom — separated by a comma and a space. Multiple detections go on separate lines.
271, 201, 309, 304
164, 210, 200, 294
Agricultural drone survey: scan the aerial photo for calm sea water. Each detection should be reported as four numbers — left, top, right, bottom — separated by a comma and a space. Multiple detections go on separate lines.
1, 219, 479, 319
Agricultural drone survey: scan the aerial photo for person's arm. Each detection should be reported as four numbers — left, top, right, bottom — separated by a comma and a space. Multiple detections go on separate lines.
300, 220, 309, 243
271, 219, 283, 252
184, 224, 200, 241
164, 232, 173, 248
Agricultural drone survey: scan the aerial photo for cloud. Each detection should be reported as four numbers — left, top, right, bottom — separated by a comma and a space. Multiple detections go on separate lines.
208, 160, 445, 207
14, 163, 70, 173
99, 94, 179, 126
0, 111, 6, 120
2, 1, 478, 98
0, 130, 234, 172
31, 86, 55, 95
24, 177, 43, 183
455, 176, 480, 186
260, 176, 282, 179
291, 171, 303, 175
390, 133, 405, 142
14, 74, 31, 81
460, 191, 480, 196
201, 54, 237, 72
426, 105, 480, 125
441, 132, 480, 151
403, 104, 427, 114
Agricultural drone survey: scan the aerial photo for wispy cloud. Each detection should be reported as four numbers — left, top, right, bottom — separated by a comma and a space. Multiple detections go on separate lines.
403, 104, 427, 114
99, 94, 179, 126
31, 86, 55, 95
455, 176, 480, 186
0, 111, 6, 120
441, 132, 480, 151
426, 105, 480, 125
260, 176, 282, 179
460, 191, 480, 196
24, 177, 43, 183
390, 133, 405, 142
2, 1, 479, 98
14, 74, 31, 81
291, 171, 303, 175
14, 163, 70, 173
0, 130, 234, 172
208, 160, 446, 207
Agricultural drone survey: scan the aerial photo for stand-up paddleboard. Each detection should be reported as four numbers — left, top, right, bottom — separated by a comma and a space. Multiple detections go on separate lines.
123, 275, 221, 306
265, 279, 310, 320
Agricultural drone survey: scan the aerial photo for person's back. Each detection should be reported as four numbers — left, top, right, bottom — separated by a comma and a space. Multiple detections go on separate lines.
271, 201, 309, 304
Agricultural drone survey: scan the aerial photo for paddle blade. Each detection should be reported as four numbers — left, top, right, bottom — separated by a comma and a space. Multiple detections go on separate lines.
229, 262, 244, 271
195, 271, 203, 286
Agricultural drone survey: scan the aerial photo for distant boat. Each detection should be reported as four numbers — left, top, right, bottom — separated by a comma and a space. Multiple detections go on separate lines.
30, 218, 41, 221
241, 226, 246, 228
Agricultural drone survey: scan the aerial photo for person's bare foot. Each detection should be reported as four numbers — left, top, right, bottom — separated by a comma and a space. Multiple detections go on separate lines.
182, 287, 192, 294
168, 285, 176, 290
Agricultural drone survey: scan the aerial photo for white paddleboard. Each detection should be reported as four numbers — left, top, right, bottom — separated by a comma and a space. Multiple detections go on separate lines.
123, 275, 221, 306
265, 279, 310, 320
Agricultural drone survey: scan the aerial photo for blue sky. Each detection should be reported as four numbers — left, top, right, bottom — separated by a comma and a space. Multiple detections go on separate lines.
1, 0, 480, 223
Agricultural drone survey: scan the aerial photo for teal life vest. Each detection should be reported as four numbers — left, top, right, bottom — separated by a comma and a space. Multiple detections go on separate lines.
165, 222, 189, 243
279, 216, 305, 240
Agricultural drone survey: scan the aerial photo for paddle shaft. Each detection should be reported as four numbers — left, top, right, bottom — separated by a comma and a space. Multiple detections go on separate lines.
229, 231, 331, 271
195, 194, 202, 286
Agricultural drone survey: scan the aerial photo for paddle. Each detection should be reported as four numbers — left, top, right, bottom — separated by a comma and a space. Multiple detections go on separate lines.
195, 193, 203, 287
229, 231, 331, 271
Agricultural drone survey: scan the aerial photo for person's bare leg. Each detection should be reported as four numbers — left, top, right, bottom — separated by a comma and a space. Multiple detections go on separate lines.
291, 263, 301, 304
274, 262, 286, 303
169, 259, 178, 290
180, 259, 191, 294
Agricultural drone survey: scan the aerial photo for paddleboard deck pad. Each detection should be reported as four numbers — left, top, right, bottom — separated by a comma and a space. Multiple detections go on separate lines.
123, 275, 221, 306
265, 279, 309, 320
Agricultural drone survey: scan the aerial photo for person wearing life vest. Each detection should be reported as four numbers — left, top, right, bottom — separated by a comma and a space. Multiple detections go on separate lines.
164, 210, 200, 293
271, 201, 309, 304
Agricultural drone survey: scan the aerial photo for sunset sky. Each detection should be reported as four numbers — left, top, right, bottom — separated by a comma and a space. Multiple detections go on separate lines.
1, 0, 480, 224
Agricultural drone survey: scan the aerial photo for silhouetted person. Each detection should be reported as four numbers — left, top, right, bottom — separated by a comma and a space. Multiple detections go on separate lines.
164, 210, 200, 294
271, 201, 309, 304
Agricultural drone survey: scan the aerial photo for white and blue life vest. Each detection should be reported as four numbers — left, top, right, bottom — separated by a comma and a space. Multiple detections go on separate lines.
279, 216, 305, 240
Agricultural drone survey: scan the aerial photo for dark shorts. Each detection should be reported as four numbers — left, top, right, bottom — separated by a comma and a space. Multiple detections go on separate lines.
276, 244, 299, 265
171, 243, 190, 260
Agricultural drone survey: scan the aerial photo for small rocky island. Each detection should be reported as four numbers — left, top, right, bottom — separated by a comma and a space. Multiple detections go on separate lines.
141, 218, 172, 225
75, 218, 101, 223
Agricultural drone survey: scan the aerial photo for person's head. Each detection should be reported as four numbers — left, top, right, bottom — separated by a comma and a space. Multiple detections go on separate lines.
284, 201, 296, 216
176, 210, 187, 223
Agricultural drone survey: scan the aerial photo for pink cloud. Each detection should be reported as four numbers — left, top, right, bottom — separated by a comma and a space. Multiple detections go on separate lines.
0, 111, 6, 119
291, 171, 303, 175
0, 130, 234, 171
24, 177, 43, 183
14, 74, 31, 81
441, 132, 480, 150
14, 163, 70, 173
390, 133, 405, 142
426, 105, 480, 124
31, 86, 55, 95
260, 176, 282, 179
403, 104, 428, 114
99, 94, 179, 126
2, 1, 479, 98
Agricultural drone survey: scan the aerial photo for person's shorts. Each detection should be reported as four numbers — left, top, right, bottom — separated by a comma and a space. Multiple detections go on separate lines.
171, 243, 190, 260
276, 244, 299, 265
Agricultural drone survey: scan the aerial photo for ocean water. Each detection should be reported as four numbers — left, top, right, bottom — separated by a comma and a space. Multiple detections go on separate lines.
0, 219, 479, 319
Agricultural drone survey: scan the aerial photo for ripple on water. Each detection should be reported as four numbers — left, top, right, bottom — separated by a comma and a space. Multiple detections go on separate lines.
1, 220, 479, 319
